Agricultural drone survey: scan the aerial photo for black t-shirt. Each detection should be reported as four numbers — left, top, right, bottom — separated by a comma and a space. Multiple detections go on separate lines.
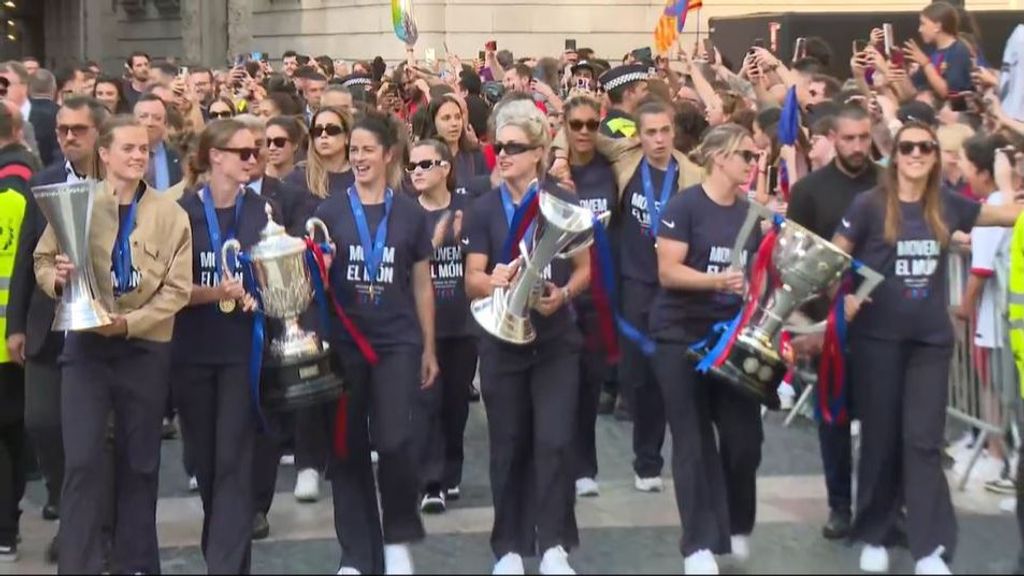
836, 187, 981, 344
173, 191, 271, 365
571, 155, 618, 221
463, 185, 579, 345
112, 185, 147, 295
453, 149, 489, 197
423, 193, 471, 339
284, 166, 355, 201
620, 161, 681, 285
315, 190, 432, 349
649, 185, 761, 343
787, 161, 879, 321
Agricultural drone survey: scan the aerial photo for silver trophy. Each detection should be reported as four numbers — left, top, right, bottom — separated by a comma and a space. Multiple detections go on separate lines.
31, 180, 111, 331
472, 191, 608, 344
689, 203, 883, 408
222, 204, 342, 411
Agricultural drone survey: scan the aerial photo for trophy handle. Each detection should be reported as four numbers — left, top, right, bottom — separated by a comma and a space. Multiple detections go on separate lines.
222, 239, 242, 282
852, 264, 884, 303
730, 201, 775, 272
306, 217, 332, 245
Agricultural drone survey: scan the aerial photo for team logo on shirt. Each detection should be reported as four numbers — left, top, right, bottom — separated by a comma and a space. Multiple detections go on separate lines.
895, 239, 939, 300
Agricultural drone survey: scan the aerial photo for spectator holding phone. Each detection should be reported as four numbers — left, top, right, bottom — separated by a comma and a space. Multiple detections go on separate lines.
905, 1, 974, 99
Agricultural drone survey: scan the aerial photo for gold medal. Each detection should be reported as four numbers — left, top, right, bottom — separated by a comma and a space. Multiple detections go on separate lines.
219, 299, 236, 314
368, 284, 376, 299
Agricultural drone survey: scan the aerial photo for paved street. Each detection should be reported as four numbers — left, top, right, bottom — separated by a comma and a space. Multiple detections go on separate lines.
2, 403, 1018, 574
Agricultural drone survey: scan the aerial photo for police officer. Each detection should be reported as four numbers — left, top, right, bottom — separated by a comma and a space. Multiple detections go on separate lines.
597, 64, 649, 139
34, 115, 192, 574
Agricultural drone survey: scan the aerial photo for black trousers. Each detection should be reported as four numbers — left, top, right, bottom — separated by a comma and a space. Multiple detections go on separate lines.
480, 338, 580, 559
252, 416, 289, 516
849, 336, 956, 560
416, 336, 478, 492
295, 403, 330, 471
620, 279, 665, 478
329, 345, 425, 574
654, 343, 762, 556
575, 309, 609, 481
59, 342, 170, 575
174, 363, 255, 574
25, 359, 62, 510
819, 420, 853, 515
0, 363, 25, 546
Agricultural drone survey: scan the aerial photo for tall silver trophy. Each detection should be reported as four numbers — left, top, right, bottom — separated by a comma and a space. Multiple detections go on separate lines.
222, 204, 343, 411
31, 180, 111, 331
689, 203, 883, 408
472, 191, 607, 344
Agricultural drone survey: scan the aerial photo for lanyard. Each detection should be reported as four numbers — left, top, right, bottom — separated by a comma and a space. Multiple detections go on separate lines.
640, 157, 677, 238
499, 181, 539, 262
347, 187, 393, 293
112, 186, 144, 296
201, 186, 246, 279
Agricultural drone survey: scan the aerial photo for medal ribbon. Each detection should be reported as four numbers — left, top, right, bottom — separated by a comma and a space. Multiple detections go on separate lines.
640, 157, 677, 238
347, 187, 393, 301
112, 186, 144, 296
499, 182, 540, 263
237, 251, 267, 431
201, 186, 246, 281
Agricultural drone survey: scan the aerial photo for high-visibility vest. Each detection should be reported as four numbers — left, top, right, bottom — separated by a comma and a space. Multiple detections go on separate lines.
0, 188, 24, 364
1008, 213, 1024, 397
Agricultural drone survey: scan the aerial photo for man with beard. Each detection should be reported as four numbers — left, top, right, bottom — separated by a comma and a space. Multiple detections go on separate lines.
786, 104, 877, 542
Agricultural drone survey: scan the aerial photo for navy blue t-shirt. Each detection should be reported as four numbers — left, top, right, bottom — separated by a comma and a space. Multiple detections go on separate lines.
912, 39, 974, 94
463, 185, 579, 345
836, 187, 980, 344
284, 165, 356, 202
422, 193, 471, 339
649, 185, 760, 344
453, 149, 489, 197
316, 189, 432, 349
620, 161, 681, 285
173, 190, 272, 365
571, 155, 618, 220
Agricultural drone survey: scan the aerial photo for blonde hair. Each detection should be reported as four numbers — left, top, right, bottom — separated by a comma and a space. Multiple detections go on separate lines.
493, 99, 551, 178
937, 123, 974, 153
305, 106, 353, 199
691, 123, 751, 174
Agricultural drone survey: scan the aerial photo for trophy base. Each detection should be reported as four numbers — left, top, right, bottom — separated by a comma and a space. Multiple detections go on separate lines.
471, 297, 535, 345
53, 298, 111, 331
261, 348, 344, 412
686, 337, 785, 410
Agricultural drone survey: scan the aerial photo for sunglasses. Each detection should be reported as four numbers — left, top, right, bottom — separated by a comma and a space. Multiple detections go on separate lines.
311, 124, 345, 138
216, 147, 260, 161
267, 137, 291, 149
209, 110, 234, 119
57, 124, 93, 138
493, 141, 539, 156
735, 150, 759, 163
405, 159, 446, 173
568, 119, 600, 133
896, 140, 938, 156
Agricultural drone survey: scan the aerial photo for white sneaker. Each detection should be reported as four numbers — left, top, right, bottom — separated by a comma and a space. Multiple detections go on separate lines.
729, 535, 750, 563
915, 546, 951, 575
337, 568, 361, 575
634, 475, 664, 493
683, 549, 719, 575
859, 545, 890, 573
384, 544, 413, 575
492, 553, 525, 575
371, 451, 380, 465
539, 546, 575, 575
188, 476, 199, 492
294, 468, 321, 502
279, 454, 295, 466
446, 486, 461, 501
575, 477, 599, 497
778, 382, 796, 410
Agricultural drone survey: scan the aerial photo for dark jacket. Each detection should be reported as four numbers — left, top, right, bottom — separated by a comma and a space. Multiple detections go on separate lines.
28, 99, 59, 168
262, 175, 311, 237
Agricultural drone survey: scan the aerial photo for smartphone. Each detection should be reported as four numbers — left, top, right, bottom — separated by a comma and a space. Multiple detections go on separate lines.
233, 54, 247, 67
853, 39, 870, 54
766, 166, 779, 196
478, 50, 486, 61
631, 47, 653, 64
769, 22, 781, 53
882, 23, 895, 57
565, 38, 577, 51
793, 37, 806, 62
890, 47, 905, 68
576, 77, 591, 90
485, 40, 497, 52
949, 91, 969, 113
703, 39, 717, 63
753, 38, 766, 49
178, 65, 189, 79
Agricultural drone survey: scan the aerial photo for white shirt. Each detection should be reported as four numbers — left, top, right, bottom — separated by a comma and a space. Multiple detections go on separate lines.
972, 191, 1011, 348
1001, 25, 1024, 121
64, 160, 87, 184
19, 99, 30, 123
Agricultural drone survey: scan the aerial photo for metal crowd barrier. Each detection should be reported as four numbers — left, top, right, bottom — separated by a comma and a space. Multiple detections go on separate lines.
946, 249, 1012, 491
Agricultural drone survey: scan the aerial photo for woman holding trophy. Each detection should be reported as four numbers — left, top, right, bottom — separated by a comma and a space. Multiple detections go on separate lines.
835, 122, 1024, 575
33, 115, 193, 574
172, 119, 271, 574
650, 124, 765, 575
315, 111, 438, 575
463, 99, 591, 576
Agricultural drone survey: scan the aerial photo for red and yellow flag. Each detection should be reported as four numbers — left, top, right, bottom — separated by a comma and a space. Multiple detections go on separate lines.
655, 0, 703, 53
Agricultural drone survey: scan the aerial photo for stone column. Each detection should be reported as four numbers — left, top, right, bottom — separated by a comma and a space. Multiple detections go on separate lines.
226, 0, 252, 64
180, 0, 202, 65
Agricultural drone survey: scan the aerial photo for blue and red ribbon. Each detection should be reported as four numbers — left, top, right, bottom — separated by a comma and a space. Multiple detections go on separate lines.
589, 215, 655, 361
238, 252, 268, 432
500, 188, 540, 263
817, 263, 860, 425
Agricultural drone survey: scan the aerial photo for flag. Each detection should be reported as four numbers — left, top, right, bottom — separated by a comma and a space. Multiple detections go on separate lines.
663, 0, 703, 32
654, 15, 679, 55
778, 86, 800, 199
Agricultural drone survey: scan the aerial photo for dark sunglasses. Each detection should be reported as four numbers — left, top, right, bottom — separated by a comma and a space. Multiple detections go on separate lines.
735, 150, 759, 163
568, 119, 600, 133
57, 124, 93, 138
897, 140, 938, 156
267, 137, 291, 149
311, 124, 345, 138
493, 141, 539, 156
405, 159, 446, 173
216, 147, 260, 161
209, 110, 234, 119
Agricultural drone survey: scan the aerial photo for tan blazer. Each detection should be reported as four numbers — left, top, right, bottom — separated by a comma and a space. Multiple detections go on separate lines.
552, 130, 704, 201
34, 181, 193, 343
